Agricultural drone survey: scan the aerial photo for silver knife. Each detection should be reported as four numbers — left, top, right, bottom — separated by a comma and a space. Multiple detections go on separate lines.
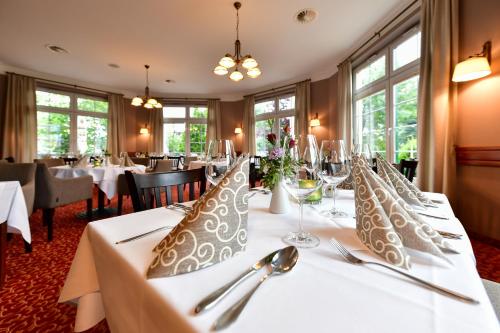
115, 226, 173, 244
194, 249, 280, 314
417, 212, 449, 220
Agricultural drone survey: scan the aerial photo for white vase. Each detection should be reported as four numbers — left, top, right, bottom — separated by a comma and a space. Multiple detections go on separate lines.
269, 180, 290, 214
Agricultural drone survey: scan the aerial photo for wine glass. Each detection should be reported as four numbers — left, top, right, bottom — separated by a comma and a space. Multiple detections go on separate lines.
281, 134, 322, 248
205, 139, 237, 186
319, 140, 351, 217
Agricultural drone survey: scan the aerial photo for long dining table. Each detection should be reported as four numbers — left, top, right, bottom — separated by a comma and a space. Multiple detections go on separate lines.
59, 190, 499, 332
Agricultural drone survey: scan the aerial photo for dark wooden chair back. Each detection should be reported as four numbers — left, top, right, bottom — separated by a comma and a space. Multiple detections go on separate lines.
399, 159, 418, 182
149, 155, 165, 169
125, 167, 206, 212
167, 156, 184, 170
249, 155, 263, 188
63, 157, 78, 166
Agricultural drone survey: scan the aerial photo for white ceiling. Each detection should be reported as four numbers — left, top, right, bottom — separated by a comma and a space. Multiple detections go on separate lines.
0, 0, 408, 100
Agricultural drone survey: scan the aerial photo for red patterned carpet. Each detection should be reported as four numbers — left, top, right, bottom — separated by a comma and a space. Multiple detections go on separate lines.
1, 190, 499, 332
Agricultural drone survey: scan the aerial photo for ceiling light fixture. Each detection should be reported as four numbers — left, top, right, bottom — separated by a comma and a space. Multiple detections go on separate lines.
45, 44, 69, 54
213, 2, 261, 82
131, 65, 163, 109
452, 41, 492, 82
295, 8, 318, 24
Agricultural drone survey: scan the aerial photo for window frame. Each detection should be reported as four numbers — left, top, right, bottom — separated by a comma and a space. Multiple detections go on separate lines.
162, 104, 208, 156
254, 93, 296, 156
352, 26, 421, 163
35, 87, 108, 156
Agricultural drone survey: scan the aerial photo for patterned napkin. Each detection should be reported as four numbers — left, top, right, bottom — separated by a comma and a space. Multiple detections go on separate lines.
353, 156, 456, 269
147, 156, 249, 278
376, 154, 437, 208
73, 155, 88, 168
120, 154, 136, 167
111, 155, 121, 165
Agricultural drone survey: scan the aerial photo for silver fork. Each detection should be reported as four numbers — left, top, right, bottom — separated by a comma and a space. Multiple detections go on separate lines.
330, 238, 479, 304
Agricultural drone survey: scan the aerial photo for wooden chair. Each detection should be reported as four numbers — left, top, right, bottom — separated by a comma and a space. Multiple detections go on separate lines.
149, 156, 165, 169
130, 157, 149, 166
125, 167, 206, 212
399, 159, 418, 182
63, 157, 78, 166
249, 155, 263, 188
167, 156, 183, 170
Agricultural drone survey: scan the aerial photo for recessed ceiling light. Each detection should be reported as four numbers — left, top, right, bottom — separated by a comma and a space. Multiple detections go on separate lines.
45, 44, 69, 54
165, 79, 175, 83
108, 63, 120, 69
294, 8, 318, 24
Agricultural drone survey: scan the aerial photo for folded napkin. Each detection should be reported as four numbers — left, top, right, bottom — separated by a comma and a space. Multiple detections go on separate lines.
147, 156, 249, 278
111, 155, 121, 165
73, 155, 88, 168
120, 154, 136, 167
376, 154, 436, 208
353, 156, 455, 269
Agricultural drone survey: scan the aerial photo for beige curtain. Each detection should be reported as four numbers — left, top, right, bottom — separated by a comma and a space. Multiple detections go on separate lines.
207, 99, 221, 143
417, 0, 458, 201
243, 95, 255, 154
148, 108, 164, 153
337, 60, 353, 153
1, 73, 36, 162
295, 80, 311, 139
107, 93, 127, 155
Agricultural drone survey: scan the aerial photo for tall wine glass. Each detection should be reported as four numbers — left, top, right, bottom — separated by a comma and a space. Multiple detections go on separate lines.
205, 139, 237, 186
281, 134, 322, 248
319, 140, 351, 217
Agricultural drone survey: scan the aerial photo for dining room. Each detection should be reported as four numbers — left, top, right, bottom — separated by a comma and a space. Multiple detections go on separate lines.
0, 0, 499, 332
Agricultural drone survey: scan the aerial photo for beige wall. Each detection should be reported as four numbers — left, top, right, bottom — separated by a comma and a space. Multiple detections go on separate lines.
220, 100, 244, 153
455, 0, 500, 239
0, 74, 6, 157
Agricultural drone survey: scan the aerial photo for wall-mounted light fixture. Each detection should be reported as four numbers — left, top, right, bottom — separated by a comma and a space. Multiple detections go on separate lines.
139, 125, 149, 135
234, 126, 242, 134
310, 113, 320, 127
453, 41, 492, 82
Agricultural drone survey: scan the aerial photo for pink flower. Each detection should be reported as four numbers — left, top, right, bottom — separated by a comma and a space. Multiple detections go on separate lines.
288, 139, 296, 148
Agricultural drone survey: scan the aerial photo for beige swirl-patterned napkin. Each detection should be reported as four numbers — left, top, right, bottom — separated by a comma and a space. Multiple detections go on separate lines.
120, 154, 136, 167
73, 155, 88, 168
376, 154, 436, 208
147, 156, 249, 278
353, 156, 455, 269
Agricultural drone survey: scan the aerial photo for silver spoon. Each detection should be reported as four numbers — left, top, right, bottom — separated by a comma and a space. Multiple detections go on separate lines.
212, 246, 299, 331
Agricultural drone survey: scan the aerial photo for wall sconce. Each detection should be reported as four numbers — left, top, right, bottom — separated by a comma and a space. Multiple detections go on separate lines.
310, 113, 320, 127
139, 125, 149, 135
234, 126, 242, 134
452, 41, 492, 82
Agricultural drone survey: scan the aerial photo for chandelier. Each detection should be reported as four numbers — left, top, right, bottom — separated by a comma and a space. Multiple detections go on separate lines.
131, 65, 162, 109
213, 2, 261, 82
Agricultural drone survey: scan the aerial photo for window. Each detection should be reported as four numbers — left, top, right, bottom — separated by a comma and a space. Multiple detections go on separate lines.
254, 94, 295, 156
163, 105, 207, 156
36, 89, 108, 156
353, 28, 420, 163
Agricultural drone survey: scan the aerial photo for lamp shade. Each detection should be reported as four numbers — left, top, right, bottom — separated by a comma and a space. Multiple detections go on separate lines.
214, 65, 228, 75
234, 127, 242, 134
139, 127, 149, 135
242, 57, 258, 69
310, 118, 320, 127
230, 70, 244, 82
247, 67, 261, 78
452, 56, 491, 82
144, 103, 153, 109
131, 97, 143, 106
219, 56, 236, 68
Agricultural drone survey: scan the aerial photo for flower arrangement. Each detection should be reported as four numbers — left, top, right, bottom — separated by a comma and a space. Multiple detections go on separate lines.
260, 125, 298, 190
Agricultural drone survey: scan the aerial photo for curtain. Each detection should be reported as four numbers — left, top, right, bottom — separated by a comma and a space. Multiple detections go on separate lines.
243, 95, 255, 155
337, 60, 353, 153
1, 73, 36, 162
417, 0, 458, 201
295, 80, 311, 139
206, 99, 221, 143
106, 93, 127, 155
147, 108, 164, 153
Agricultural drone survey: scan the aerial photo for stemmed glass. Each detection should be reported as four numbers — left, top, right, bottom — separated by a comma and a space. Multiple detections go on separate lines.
281, 134, 322, 248
205, 139, 237, 186
319, 140, 351, 217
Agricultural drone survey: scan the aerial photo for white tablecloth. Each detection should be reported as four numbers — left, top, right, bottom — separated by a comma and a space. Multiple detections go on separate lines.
188, 160, 228, 171
0, 181, 31, 243
59, 190, 499, 333
49, 165, 146, 199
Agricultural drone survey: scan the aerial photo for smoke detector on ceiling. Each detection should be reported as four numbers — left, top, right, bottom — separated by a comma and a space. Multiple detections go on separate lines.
294, 8, 318, 24
45, 44, 69, 54
108, 63, 120, 69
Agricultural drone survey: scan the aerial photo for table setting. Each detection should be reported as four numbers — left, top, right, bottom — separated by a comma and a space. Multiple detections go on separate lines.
58, 135, 499, 333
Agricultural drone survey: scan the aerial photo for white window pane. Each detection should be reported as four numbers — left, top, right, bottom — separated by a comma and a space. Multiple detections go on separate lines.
254, 100, 275, 116
279, 96, 295, 111
393, 32, 421, 70
36, 111, 70, 156
393, 76, 419, 162
189, 124, 207, 154
164, 123, 186, 154
255, 119, 274, 156
355, 90, 386, 157
77, 97, 108, 113
77, 116, 108, 155
189, 106, 207, 118
355, 55, 386, 90
36, 90, 70, 108
163, 106, 185, 118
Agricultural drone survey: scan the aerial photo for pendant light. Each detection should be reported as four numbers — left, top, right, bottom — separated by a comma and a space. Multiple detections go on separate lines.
131, 65, 163, 108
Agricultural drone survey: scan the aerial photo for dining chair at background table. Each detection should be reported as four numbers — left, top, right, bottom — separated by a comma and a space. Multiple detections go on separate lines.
249, 155, 263, 188
130, 157, 150, 167
399, 159, 418, 182
125, 167, 206, 212
167, 156, 184, 170
33, 162, 93, 241
151, 160, 175, 173
0, 163, 36, 252
183, 156, 199, 170
33, 158, 65, 168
